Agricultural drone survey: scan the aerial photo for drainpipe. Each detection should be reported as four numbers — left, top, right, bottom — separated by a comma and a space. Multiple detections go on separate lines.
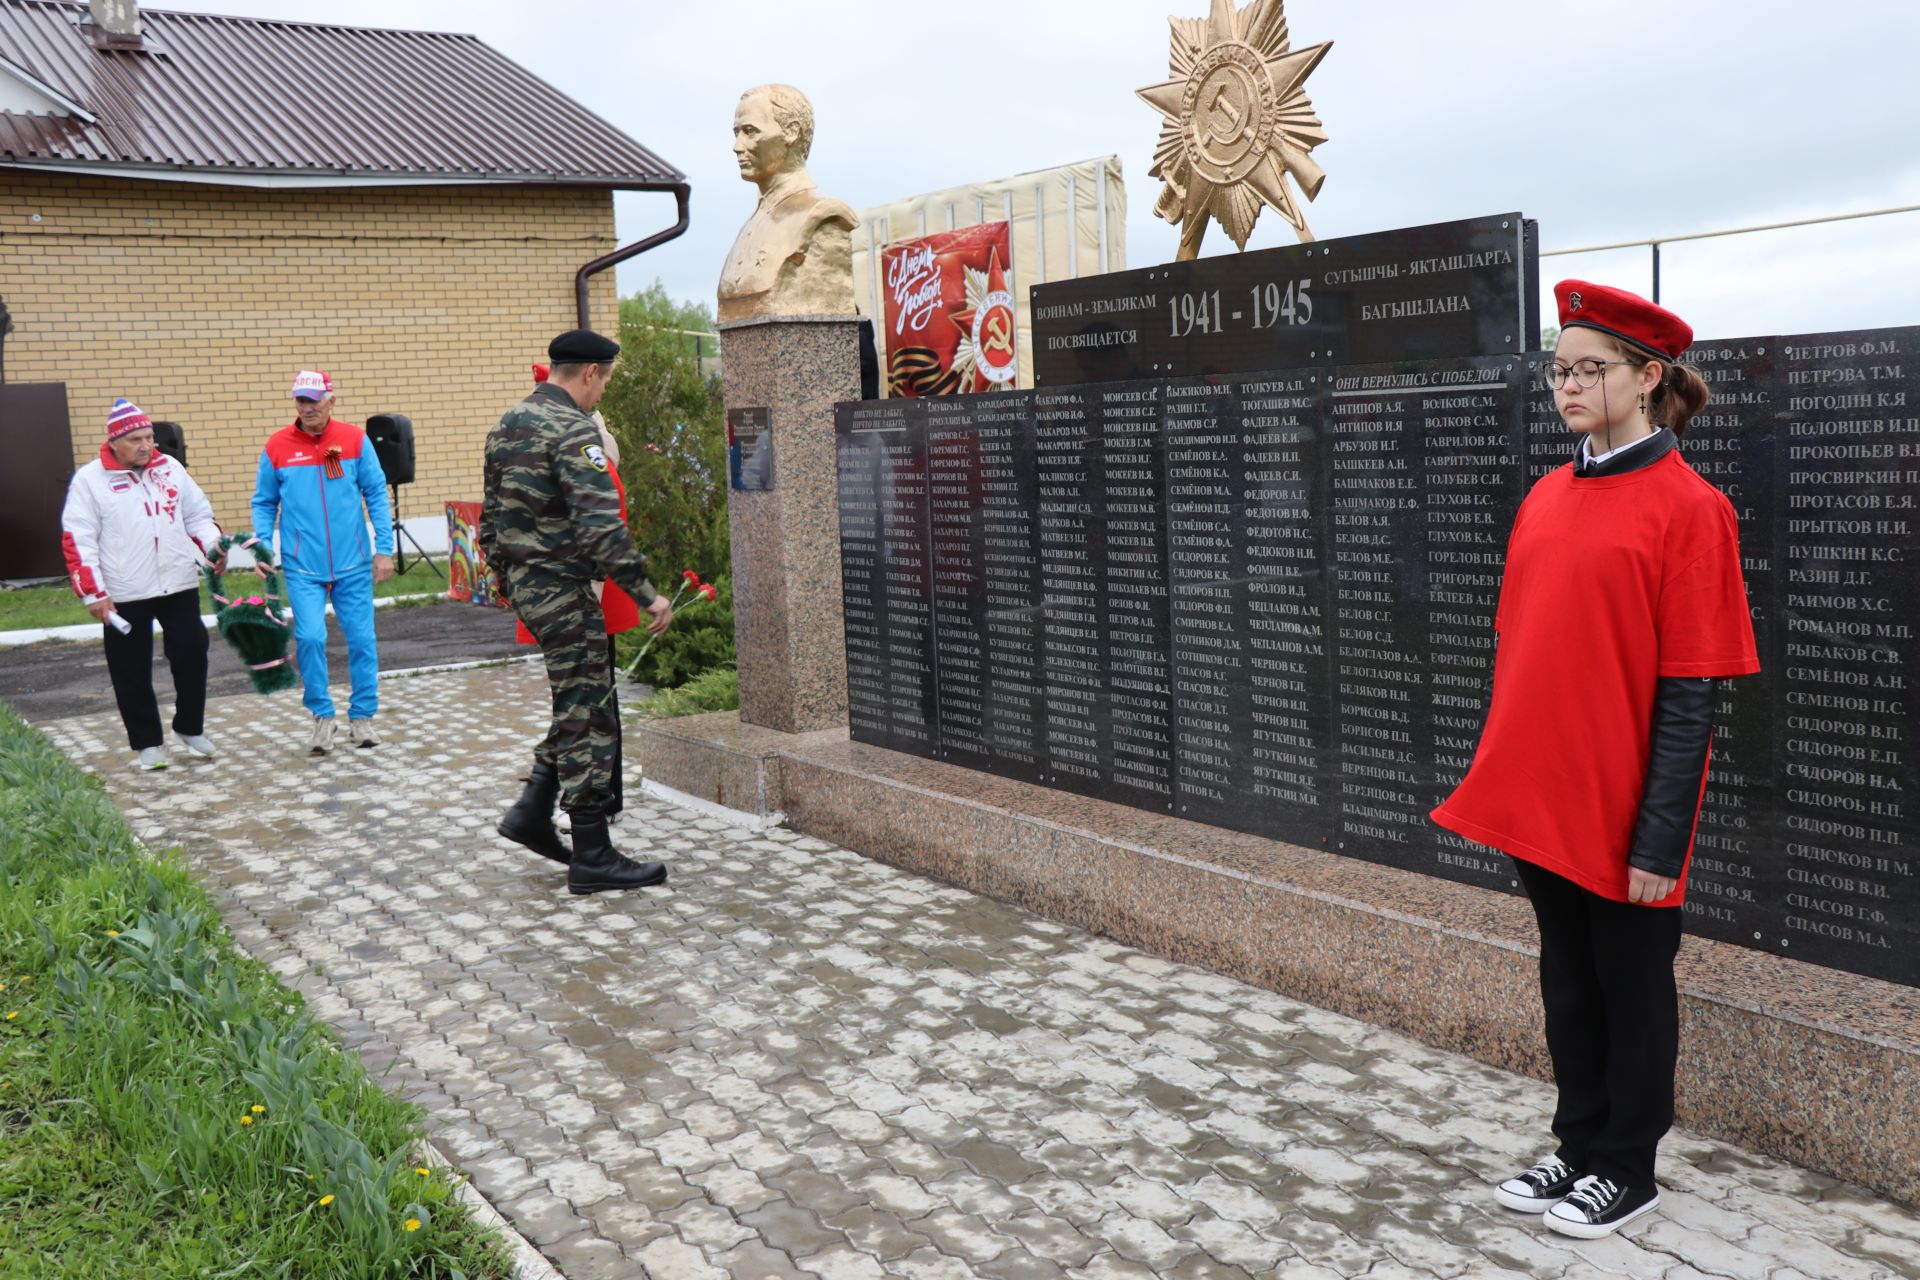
575, 183, 692, 330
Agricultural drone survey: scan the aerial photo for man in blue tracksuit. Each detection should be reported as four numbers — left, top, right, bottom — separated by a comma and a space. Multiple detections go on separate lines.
251, 370, 396, 754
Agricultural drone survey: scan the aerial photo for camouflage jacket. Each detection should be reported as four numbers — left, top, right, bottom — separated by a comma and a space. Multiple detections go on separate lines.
479, 384, 657, 604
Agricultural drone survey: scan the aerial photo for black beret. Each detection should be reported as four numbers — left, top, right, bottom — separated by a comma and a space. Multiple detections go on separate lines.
547, 328, 621, 363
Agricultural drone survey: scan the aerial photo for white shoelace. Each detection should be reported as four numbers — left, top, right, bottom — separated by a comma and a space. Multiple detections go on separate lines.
1564, 1175, 1621, 1215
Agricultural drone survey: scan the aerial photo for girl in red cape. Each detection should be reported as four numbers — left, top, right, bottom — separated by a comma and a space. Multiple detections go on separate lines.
514, 363, 642, 817
1431, 281, 1760, 1238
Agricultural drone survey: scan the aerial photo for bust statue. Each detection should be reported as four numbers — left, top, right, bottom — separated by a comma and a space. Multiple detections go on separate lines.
717, 84, 858, 324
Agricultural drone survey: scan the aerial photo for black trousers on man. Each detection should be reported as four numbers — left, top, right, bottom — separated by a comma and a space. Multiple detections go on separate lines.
1513, 857, 1683, 1189
101, 587, 209, 751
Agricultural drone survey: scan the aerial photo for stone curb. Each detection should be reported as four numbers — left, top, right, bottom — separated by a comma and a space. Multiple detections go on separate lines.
0, 591, 446, 648
422, 1140, 566, 1280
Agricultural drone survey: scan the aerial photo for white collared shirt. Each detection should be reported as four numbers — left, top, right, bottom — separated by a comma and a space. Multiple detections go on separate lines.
1580, 428, 1664, 470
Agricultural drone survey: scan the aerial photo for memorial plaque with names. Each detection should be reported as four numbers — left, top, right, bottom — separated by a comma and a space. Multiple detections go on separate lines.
1325, 356, 1524, 882
835, 400, 900, 750
1032, 384, 1112, 796
1031, 212, 1536, 386
925, 396, 993, 772
970, 389, 1049, 783
1418, 355, 1526, 892
1099, 381, 1177, 811
836, 398, 939, 758
1163, 375, 1247, 826
1671, 336, 1781, 951
1237, 368, 1336, 843
1772, 326, 1920, 983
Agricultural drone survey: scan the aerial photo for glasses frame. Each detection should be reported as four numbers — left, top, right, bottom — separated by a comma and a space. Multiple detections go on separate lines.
1542, 357, 1645, 390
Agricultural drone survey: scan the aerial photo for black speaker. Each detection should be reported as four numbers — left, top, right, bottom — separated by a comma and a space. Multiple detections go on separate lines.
151, 420, 186, 468
365, 413, 414, 485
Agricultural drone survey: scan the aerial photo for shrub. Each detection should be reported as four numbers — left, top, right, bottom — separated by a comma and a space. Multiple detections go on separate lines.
613, 573, 735, 689
633, 666, 740, 720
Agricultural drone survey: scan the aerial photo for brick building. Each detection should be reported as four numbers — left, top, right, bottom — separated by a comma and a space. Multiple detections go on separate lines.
0, 0, 686, 557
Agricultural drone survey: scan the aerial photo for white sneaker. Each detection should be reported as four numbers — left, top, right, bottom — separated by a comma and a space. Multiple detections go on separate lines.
133, 746, 168, 771
309, 717, 336, 755
176, 732, 217, 759
348, 718, 378, 749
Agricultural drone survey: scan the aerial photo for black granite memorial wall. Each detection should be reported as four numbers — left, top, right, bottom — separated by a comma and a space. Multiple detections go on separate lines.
833, 323, 1920, 988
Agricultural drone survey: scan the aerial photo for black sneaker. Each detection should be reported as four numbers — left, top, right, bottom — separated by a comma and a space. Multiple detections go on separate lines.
1493, 1154, 1582, 1212
1544, 1174, 1660, 1237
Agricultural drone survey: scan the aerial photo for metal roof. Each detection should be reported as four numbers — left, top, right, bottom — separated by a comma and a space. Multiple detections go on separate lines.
0, 0, 684, 188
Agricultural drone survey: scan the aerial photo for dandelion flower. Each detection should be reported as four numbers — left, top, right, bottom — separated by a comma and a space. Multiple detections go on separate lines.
319, 1195, 335, 1207
107, 930, 120, 938
404, 1217, 421, 1232
415, 1166, 430, 1177
239, 1115, 253, 1126
4, 1012, 16, 1021
251, 1104, 267, 1113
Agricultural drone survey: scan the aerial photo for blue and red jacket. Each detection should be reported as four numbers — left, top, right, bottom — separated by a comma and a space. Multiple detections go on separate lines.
251, 419, 395, 582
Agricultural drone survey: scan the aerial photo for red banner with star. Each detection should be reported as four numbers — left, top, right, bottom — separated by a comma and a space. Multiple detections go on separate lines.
880, 221, 1018, 397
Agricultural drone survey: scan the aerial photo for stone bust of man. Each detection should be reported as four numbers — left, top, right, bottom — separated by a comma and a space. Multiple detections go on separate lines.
717, 84, 858, 324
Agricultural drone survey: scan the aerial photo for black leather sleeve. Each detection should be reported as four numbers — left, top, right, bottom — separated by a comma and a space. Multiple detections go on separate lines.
1627, 677, 1717, 878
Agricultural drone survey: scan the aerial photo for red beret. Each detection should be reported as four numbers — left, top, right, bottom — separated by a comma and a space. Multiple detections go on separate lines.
1554, 279, 1693, 361
531, 363, 550, 384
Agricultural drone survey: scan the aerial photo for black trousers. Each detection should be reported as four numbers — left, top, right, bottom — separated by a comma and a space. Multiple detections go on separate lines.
101, 588, 209, 751
1514, 857, 1683, 1189
606, 644, 623, 815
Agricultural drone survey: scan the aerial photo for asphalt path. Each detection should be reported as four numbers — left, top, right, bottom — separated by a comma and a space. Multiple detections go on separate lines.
0, 600, 528, 725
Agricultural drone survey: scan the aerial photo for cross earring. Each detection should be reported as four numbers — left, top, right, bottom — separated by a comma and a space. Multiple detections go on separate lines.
1638, 390, 1648, 416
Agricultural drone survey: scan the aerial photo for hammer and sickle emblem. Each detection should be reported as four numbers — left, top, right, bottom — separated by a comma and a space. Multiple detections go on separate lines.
1204, 85, 1251, 146
985, 311, 1013, 355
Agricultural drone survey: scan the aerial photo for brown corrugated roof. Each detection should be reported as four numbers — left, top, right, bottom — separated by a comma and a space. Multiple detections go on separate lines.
0, 0, 683, 187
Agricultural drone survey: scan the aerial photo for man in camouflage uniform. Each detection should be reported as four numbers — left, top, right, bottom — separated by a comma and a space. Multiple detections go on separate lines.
481, 328, 673, 894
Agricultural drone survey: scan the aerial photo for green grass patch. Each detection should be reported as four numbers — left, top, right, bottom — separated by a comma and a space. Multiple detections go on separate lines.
0, 703, 512, 1279
0, 558, 451, 633
630, 665, 738, 719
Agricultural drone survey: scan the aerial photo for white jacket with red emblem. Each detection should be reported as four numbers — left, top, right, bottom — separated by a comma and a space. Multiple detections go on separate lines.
60, 446, 222, 605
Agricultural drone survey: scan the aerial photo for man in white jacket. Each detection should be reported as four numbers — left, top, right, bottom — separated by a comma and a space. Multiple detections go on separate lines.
61, 399, 226, 770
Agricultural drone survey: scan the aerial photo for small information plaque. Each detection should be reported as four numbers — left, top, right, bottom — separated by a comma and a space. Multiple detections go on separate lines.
728, 406, 773, 491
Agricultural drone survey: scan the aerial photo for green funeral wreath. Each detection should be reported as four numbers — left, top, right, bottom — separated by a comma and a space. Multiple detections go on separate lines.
204, 532, 297, 694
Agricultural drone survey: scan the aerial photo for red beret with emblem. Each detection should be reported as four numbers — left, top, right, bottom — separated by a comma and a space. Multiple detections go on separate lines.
1554, 279, 1693, 361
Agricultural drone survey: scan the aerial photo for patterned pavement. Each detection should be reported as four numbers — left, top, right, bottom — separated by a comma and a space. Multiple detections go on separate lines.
38, 661, 1920, 1280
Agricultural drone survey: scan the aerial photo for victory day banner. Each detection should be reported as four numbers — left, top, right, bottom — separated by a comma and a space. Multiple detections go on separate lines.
881, 221, 1018, 397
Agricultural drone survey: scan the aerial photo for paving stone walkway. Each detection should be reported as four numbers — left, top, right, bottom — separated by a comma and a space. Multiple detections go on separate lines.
41, 662, 1920, 1280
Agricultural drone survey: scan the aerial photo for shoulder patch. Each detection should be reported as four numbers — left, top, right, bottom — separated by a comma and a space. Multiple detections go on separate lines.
582, 443, 608, 472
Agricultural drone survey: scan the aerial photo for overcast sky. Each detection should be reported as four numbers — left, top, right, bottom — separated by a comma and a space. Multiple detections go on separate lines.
171, 0, 1920, 344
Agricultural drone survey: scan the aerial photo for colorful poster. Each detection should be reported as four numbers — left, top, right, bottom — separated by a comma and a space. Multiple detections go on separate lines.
444, 501, 507, 607
881, 221, 1018, 397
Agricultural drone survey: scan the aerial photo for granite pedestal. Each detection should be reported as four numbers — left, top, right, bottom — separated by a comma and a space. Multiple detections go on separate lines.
717, 315, 861, 732
633, 709, 1920, 1207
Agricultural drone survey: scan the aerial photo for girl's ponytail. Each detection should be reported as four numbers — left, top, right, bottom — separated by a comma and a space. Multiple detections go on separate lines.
1652, 362, 1710, 437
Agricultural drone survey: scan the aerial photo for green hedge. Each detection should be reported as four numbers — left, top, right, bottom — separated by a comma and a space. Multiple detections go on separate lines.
0, 703, 511, 1279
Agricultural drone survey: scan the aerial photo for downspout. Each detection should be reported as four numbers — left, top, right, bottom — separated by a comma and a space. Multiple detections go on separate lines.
575, 183, 692, 329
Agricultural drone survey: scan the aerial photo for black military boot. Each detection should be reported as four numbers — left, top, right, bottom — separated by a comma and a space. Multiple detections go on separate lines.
566, 808, 668, 895
497, 761, 571, 865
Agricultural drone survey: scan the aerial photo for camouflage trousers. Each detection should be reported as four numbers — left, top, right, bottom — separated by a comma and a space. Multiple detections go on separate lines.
507, 573, 614, 814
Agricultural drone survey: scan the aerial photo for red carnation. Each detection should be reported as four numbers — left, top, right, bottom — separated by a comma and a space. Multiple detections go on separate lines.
699, 583, 718, 601
682, 570, 702, 586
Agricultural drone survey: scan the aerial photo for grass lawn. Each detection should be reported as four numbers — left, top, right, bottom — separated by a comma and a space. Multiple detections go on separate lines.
0, 557, 451, 633
0, 701, 512, 1279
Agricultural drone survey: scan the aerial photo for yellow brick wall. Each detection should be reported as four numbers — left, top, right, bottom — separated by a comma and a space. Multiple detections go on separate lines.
0, 170, 621, 532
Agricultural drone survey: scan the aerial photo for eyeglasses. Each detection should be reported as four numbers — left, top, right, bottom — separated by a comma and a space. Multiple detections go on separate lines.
1542, 358, 1639, 390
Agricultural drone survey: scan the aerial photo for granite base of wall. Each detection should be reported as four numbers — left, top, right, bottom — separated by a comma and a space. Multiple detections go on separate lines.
630, 713, 1920, 1206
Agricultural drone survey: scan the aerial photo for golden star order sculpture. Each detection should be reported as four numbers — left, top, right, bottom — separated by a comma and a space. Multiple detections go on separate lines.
1137, 0, 1331, 258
